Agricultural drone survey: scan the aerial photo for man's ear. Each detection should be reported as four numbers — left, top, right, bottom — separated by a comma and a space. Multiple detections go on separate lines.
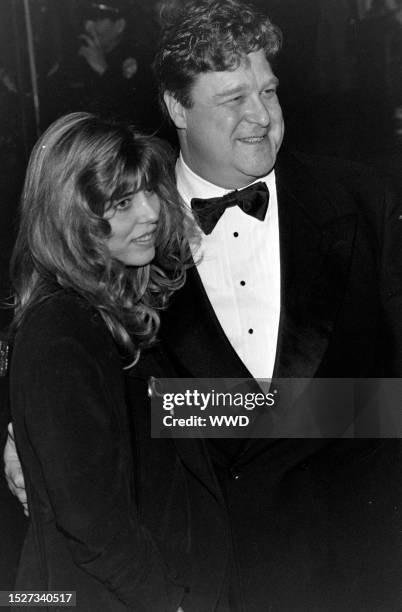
163, 92, 187, 129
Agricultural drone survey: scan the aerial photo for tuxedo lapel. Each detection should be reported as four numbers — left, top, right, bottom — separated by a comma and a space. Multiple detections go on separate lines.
239, 152, 358, 460
160, 264, 252, 379
273, 151, 357, 381
159, 266, 251, 504
127, 346, 226, 505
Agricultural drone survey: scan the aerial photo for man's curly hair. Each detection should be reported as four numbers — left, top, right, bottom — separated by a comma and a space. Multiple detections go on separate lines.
154, 0, 282, 112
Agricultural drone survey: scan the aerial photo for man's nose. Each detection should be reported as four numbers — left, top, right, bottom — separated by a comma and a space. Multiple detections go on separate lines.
245, 94, 270, 126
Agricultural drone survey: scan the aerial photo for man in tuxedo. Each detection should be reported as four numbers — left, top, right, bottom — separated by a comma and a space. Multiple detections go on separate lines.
5, 0, 402, 610
149, 0, 402, 609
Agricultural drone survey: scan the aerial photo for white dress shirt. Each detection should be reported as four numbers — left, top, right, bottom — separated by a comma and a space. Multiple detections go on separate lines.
176, 155, 281, 379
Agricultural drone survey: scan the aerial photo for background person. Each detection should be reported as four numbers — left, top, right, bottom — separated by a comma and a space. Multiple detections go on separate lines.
42, 1, 159, 130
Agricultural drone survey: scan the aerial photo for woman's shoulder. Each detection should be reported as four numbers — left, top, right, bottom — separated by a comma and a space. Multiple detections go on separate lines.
13, 290, 113, 359
21, 290, 100, 330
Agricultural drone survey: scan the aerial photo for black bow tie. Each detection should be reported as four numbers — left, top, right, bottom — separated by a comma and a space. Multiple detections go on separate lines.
191, 181, 269, 235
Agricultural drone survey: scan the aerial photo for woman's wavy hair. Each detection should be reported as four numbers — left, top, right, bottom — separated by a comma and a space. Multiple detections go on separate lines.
154, 0, 282, 115
10, 112, 194, 363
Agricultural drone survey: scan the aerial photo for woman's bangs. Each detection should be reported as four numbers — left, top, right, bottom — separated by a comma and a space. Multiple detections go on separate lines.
144, 152, 164, 194
112, 142, 156, 199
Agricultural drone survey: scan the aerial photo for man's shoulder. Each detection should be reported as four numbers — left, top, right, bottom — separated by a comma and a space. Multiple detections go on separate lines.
280, 149, 383, 190
277, 148, 389, 218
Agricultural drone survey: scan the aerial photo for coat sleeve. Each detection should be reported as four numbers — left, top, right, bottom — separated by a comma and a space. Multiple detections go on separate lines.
14, 332, 184, 611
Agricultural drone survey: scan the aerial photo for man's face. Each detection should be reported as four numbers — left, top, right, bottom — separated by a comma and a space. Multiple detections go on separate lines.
85, 17, 122, 51
176, 49, 284, 189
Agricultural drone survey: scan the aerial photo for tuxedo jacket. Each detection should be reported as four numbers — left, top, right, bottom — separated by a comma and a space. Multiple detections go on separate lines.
127, 149, 402, 611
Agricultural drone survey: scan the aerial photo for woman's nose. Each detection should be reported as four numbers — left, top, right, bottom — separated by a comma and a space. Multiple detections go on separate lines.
136, 192, 160, 223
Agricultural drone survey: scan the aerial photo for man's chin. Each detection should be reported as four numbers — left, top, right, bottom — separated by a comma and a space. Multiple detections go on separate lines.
245, 161, 276, 180
242, 148, 277, 178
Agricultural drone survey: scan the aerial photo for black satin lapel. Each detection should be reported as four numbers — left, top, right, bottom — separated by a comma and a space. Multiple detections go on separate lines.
159, 267, 250, 502
160, 265, 252, 379
173, 437, 226, 505
240, 208, 356, 460
240, 154, 357, 462
273, 153, 357, 382
127, 347, 224, 504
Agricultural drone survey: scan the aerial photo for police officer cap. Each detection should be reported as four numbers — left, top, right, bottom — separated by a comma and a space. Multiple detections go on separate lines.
81, 0, 128, 20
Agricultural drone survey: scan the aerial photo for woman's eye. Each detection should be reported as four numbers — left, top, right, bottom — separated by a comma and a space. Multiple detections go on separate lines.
114, 197, 133, 211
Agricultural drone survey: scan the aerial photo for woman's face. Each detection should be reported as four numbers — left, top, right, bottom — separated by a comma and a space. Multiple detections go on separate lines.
105, 189, 160, 266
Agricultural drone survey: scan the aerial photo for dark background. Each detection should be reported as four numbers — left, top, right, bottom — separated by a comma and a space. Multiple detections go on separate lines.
0, 0, 401, 589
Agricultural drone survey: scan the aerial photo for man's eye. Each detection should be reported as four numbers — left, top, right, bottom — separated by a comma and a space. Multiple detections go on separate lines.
262, 88, 277, 97
223, 95, 243, 105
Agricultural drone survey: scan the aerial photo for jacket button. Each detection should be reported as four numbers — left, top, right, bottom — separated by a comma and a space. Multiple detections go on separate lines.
229, 467, 241, 480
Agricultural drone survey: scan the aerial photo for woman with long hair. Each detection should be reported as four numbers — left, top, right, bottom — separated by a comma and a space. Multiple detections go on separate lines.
9, 112, 193, 611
